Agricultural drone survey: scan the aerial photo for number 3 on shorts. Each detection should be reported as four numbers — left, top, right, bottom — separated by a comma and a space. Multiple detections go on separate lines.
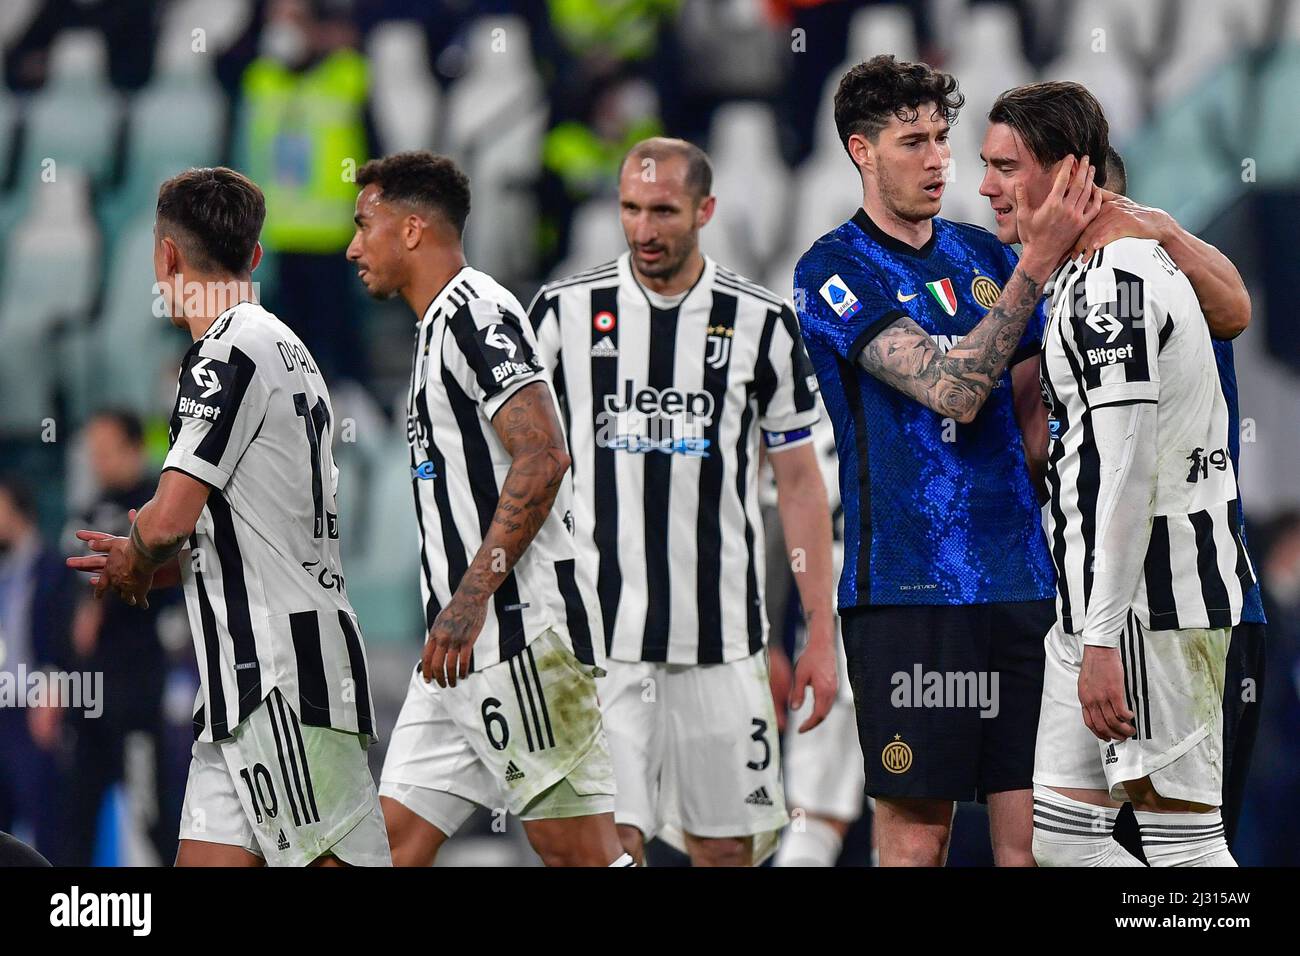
746, 718, 770, 771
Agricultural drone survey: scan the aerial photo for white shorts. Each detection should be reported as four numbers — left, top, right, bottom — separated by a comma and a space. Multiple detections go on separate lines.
379, 628, 616, 823
783, 633, 865, 822
1034, 618, 1230, 807
600, 649, 789, 863
179, 688, 391, 867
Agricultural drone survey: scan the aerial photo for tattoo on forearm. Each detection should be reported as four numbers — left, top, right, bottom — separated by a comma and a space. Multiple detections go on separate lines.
859, 267, 1044, 421
129, 521, 185, 569
460, 383, 568, 599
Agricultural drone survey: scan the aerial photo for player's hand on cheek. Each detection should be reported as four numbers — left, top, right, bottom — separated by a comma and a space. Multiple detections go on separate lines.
1018, 155, 1104, 270
1077, 644, 1135, 742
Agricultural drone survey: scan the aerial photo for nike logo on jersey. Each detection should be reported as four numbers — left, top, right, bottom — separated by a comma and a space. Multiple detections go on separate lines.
896, 290, 919, 302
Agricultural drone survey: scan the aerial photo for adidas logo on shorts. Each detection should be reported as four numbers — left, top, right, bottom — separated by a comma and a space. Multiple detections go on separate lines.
505, 761, 525, 782
276, 829, 290, 851
744, 786, 773, 806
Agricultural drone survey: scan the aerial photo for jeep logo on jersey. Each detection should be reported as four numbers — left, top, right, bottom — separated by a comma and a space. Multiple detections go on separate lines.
406, 414, 428, 450
603, 381, 715, 420
190, 357, 222, 398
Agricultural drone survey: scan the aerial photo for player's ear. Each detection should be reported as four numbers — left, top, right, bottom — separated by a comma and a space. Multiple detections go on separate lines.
696, 194, 716, 229
160, 236, 180, 277
249, 241, 264, 273
848, 133, 873, 174
403, 214, 424, 251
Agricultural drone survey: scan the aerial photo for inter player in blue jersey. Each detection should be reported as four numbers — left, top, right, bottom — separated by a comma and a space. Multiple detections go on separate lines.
793, 55, 1103, 867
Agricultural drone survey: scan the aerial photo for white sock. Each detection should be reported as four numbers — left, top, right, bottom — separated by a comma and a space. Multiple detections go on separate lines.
1136, 808, 1235, 867
1032, 786, 1144, 867
608, 852, 635, 867
773, 816, 843, 867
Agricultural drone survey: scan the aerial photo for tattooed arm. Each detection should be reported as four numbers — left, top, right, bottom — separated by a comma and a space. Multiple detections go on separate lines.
422, 381, 571, 686
857, 267, 1046, 424
858, 154, 1103, 424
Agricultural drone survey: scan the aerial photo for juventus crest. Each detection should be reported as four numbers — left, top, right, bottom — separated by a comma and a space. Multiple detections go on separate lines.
705, 325, 734, 369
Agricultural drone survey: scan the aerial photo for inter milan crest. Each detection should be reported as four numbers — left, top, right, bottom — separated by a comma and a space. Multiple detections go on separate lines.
705, 324, 734, 369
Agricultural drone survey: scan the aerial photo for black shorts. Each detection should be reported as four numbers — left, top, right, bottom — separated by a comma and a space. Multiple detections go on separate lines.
842, 600, 1054, 803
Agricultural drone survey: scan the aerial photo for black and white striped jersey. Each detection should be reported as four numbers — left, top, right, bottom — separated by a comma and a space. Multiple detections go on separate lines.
163, 302, 376, 744
405, 266, 601, 671
528, 253, 821, 664
1040, 238, 1255, 641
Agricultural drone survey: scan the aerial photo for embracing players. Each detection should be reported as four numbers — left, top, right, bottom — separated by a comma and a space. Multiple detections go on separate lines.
794, 56, 1097, 867
982, 83, 1253, 867
528, 137, 838, 866
346, 152, 629, 867
70, 168, 389, 867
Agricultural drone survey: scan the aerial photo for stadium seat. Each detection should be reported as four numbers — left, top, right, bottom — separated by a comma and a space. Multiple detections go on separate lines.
340, 428, 423, 643
550, 199, 624, 279
18, 30, 122, 190
367, 21, 441, 154
764, 155, 862, 301
443, 17, 546, 280
708, 102, 790, 277
1151, 0, 1263, 106
99, 69, 226, 243
1250, 46, 1300, 182
1041, 0, 1144, 143
846, 3, 918, 63
0, 0, 40, 48
946, 3, 1032, 123
0, 168, 99, 436
158, 0, 254, 59
89, 214, 189, 419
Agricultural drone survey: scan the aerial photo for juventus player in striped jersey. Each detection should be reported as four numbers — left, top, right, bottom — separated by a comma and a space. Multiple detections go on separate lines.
528, 138, 839, 866
69, 168, 390, 867
981, 83, 1253, 867
346, 152, 628, 867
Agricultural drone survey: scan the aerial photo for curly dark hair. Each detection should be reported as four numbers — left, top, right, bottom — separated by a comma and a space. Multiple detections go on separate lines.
356, 151, 472, 235
833, 55, 964, 158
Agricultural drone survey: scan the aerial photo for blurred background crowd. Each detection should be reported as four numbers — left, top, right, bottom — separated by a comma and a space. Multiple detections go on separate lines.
0, 0, 1296, 866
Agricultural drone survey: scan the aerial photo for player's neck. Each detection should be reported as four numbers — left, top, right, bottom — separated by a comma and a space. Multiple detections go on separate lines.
178, 271, 256, 341
860, 191, 933, 250
631, 249, 705, 298
403, 248, 468, 320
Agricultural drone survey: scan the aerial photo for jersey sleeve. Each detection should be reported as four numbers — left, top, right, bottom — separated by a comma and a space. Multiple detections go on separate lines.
163, 339, 271, 490
999, 242, 1047, 364
756, 302, 821, 443
526, 287, 563, 391
444, 298, 546, 420
793, 246, 907, 364
1066, 246, 1166, 408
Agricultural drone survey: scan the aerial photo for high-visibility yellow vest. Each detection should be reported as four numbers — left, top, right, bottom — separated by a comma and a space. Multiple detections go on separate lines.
239, 50, 368, 253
